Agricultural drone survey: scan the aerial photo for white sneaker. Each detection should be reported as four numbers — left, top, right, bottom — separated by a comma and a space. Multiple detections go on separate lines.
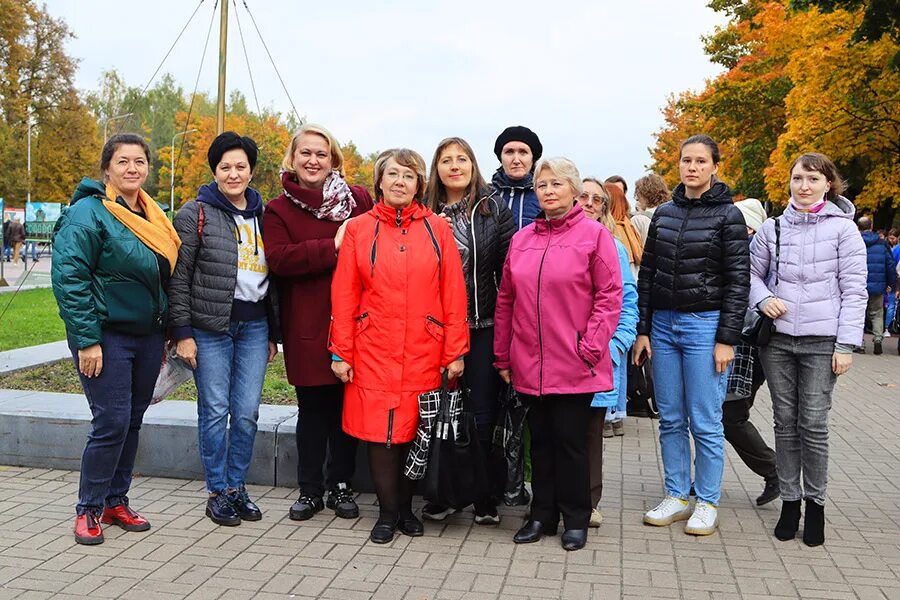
643, 495, 691, 527
684, 501, 719, 536
589, 508, 603, 527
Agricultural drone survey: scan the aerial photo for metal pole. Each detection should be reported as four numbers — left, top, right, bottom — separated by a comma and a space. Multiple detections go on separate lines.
170, 129, 198, 213
216, 0, 229, 134
101, 112, 134, 141
26, 106, 31, 205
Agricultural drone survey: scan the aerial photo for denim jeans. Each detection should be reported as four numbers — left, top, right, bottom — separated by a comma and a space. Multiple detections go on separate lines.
69, 330, 164, 515
867, 294, 885, 343
651, 310, 728, 505
759, 333, 836, 506
194, 318, 269, 493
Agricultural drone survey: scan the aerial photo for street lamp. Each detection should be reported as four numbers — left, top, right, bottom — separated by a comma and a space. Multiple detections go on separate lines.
101, 112, 134, 141
170, 129, 198, 213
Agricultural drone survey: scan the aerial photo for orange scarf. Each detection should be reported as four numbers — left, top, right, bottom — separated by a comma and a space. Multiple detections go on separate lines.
102, 184, 181, 274
605, 184, 643, 266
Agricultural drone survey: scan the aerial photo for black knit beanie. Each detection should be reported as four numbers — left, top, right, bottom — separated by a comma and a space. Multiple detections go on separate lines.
207, 131, 259, 173
493, 126, 543, 162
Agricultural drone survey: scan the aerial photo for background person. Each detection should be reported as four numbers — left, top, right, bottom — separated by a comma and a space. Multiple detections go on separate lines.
726, 198, 779, 507
330, 148, 469, 544
577, 178, 637, 526
750, 153, 867, 547
169, 132, 280, 527
265, 124, 373, 522
490, 126, 543, 230
634, 134, 749, 537
856, 215, 896, 355
7, 216, 24, 265
422, 137, 515, 524
603, 183, 642, 280
494, 157, 622, 551
631, 173, 670, 246
52, 133, 181, 545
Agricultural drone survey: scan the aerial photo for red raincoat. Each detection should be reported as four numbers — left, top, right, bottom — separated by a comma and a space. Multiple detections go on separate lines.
330, 201, 469, 444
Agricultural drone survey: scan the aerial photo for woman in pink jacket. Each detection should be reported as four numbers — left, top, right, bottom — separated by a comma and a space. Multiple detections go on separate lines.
494, 157, 622, 551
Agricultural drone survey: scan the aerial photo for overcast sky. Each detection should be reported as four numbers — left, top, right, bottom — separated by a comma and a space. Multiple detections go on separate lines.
45, 0, 726, 202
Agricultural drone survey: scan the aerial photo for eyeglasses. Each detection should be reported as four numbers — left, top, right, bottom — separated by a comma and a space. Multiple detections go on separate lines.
578, 192, 608, 205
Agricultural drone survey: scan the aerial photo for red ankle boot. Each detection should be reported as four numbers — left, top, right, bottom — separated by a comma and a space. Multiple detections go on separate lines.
74, 513, 104, 545
100, 504, 151, 532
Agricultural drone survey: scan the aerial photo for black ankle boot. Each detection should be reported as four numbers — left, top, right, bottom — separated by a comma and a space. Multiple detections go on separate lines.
802, 499, 825, 547
774, 500, 801, 541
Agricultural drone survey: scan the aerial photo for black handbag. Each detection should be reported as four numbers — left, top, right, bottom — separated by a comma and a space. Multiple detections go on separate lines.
741, 218, 780, 346
422, 373, 489, 510
489, 384, 531, 506
626, 356, 658, 418
889, 301, 900, 335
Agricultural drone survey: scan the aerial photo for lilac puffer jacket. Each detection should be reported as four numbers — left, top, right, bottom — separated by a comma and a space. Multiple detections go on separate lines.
749, 197, 867, 346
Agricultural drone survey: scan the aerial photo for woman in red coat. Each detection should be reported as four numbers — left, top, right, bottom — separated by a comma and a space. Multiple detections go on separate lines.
264, 124, 373, 522
330, 148, 469, 544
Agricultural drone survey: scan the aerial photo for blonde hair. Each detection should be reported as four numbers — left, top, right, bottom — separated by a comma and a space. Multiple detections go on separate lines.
373, 148, 428, 203
583, 177, 617, 232
534, 157, 583, 195
281, 123, 345, 176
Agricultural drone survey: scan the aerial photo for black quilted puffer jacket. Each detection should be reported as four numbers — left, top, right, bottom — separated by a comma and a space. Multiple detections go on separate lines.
168, 197, 280, 341
441, 190, 516, 328
636, 181, 749, 345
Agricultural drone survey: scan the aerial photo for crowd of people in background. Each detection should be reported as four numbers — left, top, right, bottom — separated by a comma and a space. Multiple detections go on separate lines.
49, 123, 891, 551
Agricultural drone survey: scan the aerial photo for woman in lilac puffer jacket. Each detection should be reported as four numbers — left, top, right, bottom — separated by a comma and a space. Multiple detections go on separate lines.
749, 152, 867, 548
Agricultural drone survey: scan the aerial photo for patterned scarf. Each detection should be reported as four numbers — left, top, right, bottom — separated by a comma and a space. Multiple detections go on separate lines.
282, 169, 356, 221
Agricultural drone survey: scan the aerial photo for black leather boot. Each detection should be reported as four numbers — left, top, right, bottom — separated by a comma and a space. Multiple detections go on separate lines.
802, 499, 825, 547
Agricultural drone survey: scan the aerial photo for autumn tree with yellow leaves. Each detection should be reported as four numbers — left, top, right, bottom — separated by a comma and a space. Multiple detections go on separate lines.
651, 0, 899, 223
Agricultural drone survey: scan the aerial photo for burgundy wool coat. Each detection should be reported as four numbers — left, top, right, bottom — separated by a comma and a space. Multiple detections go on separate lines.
264, 181, 374, 387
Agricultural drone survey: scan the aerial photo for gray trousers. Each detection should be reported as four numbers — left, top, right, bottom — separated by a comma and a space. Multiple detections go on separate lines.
867, 294, 885, 343
759, 333, 837, 506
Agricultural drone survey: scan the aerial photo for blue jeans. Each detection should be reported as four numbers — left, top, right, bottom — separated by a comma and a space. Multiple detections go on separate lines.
194, 319, 269, 493
69, 330, 164, 515
651, 310, 728, 505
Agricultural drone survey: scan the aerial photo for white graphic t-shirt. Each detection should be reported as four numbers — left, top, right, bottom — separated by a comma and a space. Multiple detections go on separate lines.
232, 214, 269, 302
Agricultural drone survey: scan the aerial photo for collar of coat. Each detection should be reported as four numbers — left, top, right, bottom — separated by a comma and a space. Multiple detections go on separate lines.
532, 201, 586, 233
370, 200, 432, 226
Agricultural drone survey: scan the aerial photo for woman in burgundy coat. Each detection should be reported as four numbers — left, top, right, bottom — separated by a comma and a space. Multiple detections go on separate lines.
264, 123, 374, 522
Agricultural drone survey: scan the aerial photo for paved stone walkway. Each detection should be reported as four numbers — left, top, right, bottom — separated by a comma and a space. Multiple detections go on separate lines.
0, 341, 898, 599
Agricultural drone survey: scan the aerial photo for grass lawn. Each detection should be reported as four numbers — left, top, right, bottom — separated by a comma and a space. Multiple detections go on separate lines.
0, 288, 66, 351
0, 353, 297, 406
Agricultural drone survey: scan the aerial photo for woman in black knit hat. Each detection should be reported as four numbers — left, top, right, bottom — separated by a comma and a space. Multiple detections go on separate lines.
491, 125, 543, 230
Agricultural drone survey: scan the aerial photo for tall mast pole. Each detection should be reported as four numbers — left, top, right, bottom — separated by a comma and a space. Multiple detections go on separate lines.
216, 0, 228, 134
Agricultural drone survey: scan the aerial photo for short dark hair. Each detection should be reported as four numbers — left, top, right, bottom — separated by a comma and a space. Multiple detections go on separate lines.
207, 131, 259, 173
858, 215, 873, 231
100, 133, 151, 174
680, 134, 720, 165
604, 175, 628, 195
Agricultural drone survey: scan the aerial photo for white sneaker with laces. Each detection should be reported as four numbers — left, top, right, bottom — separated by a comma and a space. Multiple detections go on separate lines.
643, 495, 691, 527
589, 508, 603, 527
684, 501, 719, 536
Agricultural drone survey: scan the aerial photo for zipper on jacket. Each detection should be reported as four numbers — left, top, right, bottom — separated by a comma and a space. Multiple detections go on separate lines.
470, 197, 484, 326
152, 254, 164, 327
395, 209, 403, 228
356, 312, 369, 321
386, 409, 394, 448
426, 315, 445, 327
576, 332, 595, 376
536, 222, 552, 395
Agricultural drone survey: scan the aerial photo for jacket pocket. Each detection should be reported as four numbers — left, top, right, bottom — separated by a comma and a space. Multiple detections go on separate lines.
576, 332, 596, 376
425, 315, 445, 342
105, 281, 157, 332
356, 312, 370, 335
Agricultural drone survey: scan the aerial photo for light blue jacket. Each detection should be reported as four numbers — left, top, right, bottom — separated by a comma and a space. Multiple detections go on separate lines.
592, 239, 638, 408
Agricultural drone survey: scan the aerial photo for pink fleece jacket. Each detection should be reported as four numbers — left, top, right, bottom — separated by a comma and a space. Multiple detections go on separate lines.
493, 203, 622, 396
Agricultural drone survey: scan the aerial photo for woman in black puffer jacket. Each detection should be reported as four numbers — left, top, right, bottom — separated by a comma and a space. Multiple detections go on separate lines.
423, 136, 515, 524
634, 134, 749, 537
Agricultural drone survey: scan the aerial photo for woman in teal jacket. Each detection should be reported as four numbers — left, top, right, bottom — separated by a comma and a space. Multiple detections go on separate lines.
577, 178, 638, 527
52, 133, 181, 546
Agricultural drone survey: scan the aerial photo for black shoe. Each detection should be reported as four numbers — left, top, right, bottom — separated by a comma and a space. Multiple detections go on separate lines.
206, 494, 241, 526
874, 341, 883, 355
422, 502, 456, 521
756, 476, 781, 506
513, 520, 558, 544
397, 511, 424, 537
561, 529, 588, 551
370, 519, 397, 544
325, 483, 359, 519
774, 499, 801, 541
503, 487, 531, 507
802, 499, 825, 547
289, 494, 324, 521
853, 346, 866, 354
227, 486, 262, 521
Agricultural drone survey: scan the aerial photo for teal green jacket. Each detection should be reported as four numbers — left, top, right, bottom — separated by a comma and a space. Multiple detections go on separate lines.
51, 178, 168, 349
